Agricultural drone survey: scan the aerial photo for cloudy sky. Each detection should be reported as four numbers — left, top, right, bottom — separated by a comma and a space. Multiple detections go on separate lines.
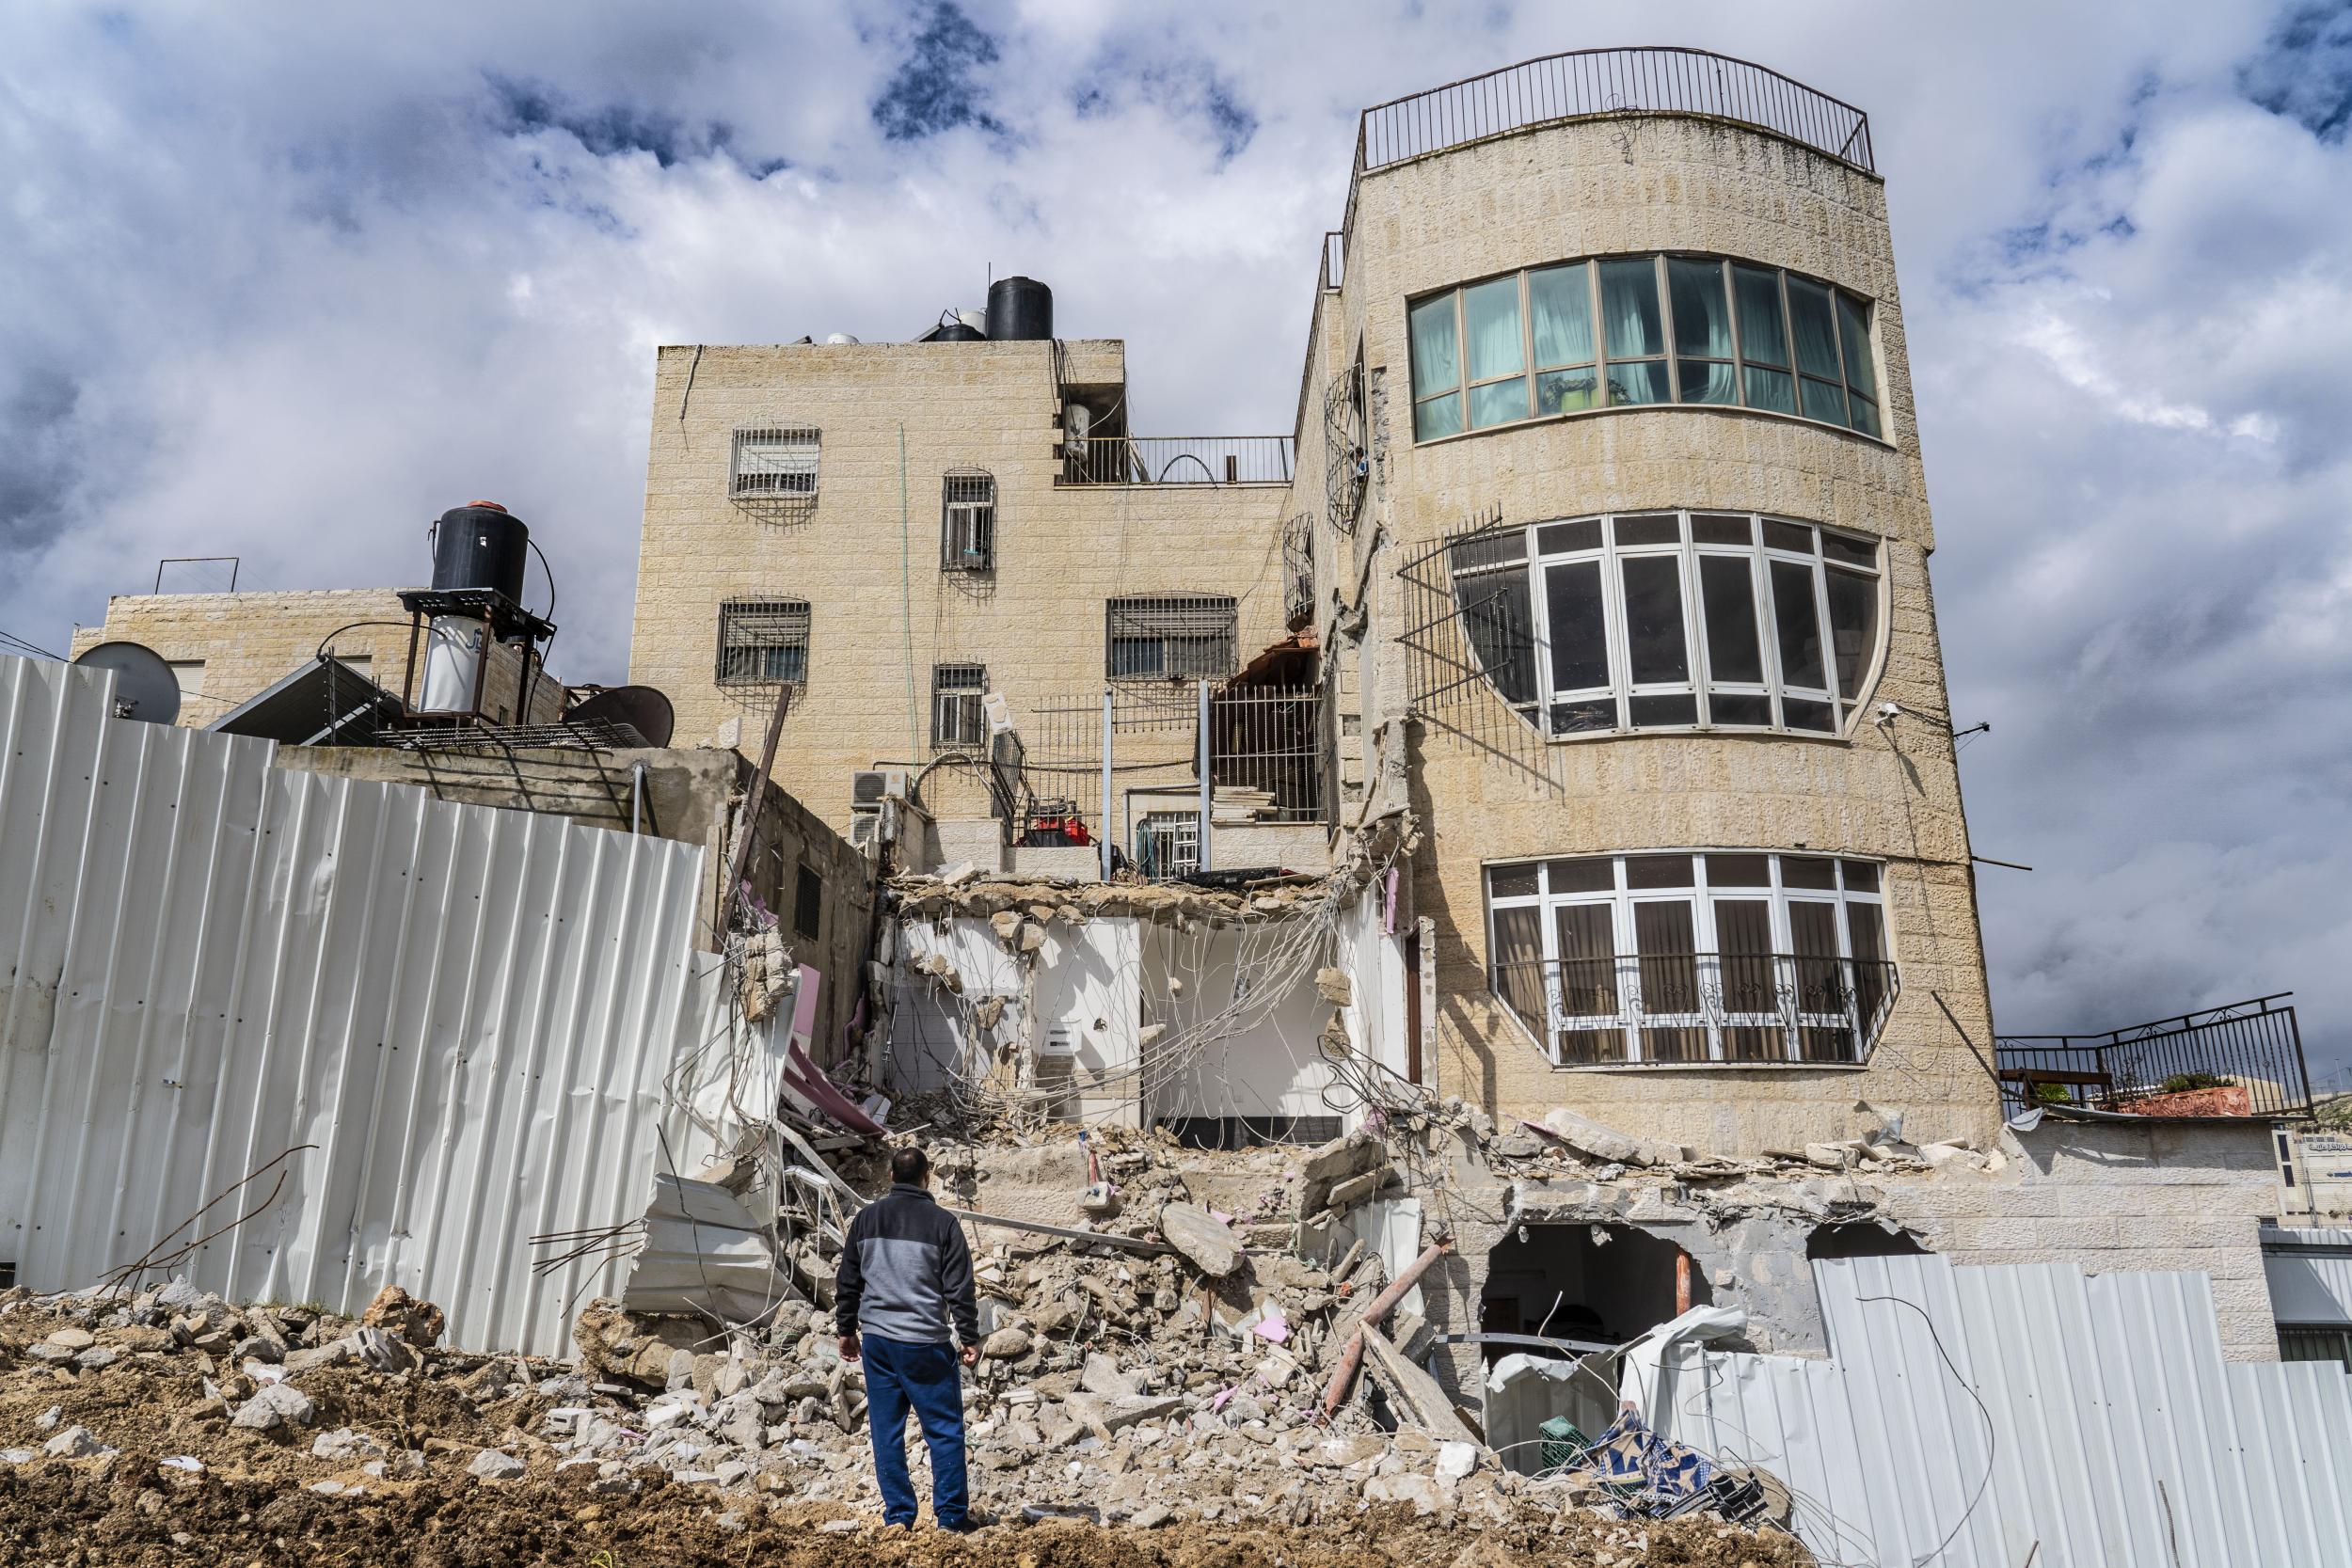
4, 2, 2348, 1080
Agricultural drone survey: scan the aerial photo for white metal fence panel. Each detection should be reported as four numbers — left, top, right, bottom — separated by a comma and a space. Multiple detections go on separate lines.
0, 656, 710, 1354
1654, 1251, 2352, 1568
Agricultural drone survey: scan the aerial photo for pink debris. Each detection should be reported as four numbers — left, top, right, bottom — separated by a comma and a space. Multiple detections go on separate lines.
1252, 1310, 1290, 1345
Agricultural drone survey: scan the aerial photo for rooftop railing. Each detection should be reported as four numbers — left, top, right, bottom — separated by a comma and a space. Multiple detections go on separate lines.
1995, 994, 2313, 1118
1356, 47, 1875, 177
1061, 436, 1295, 487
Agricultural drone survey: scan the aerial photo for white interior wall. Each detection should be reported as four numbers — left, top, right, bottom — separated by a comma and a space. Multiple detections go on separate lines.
1337, 869, 1410, 1085
887, 916, 1140, 1121
1139, 920, 1338, 1129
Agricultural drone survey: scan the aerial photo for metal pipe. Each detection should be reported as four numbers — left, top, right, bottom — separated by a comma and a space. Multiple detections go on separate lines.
1676, 1252, 1692, 1315
1319, 1240, 1453, 1418
1197, 677, 1212, 873
629, 761, 646, 835
1099, 687, 1113, 881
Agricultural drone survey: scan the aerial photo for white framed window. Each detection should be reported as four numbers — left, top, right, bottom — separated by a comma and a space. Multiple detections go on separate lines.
1408, 255, 1882, 441
1450, 510, 1883, 738
941, 470, 996, 571
931, 662, 987, 748
1105, 594, 1238, 680
1134, 812, 1201, 879
1484, 851, 1895, 1066
715, 597, 810, 686
730, 426, 820, 499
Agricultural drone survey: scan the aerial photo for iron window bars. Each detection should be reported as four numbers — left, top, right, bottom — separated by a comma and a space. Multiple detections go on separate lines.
1408, 255, 1882, 442
1133, 812, 1202, 879
1485, 851, 1896, 1066
941, 469, 995, 571
1448, 510, 1882, 738
931, 662, 988, 749
715, 597, 810, 687
729, 426, 820, 499
1104, 594, 1239, 680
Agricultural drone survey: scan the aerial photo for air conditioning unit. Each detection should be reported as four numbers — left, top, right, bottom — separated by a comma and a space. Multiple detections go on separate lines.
850, 814, 881, 851
982, 691, 1013, 736
850, 768, 907, 814
1064, 401, 1091, 460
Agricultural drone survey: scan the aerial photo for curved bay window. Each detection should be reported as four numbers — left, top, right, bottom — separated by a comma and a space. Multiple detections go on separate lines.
1408, 256, 1882, 441
1449, 511, 1883, 737
1485, 852, 1897, 1066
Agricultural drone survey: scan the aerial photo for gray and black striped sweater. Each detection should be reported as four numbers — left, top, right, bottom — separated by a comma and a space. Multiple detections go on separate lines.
834, 1183, 979, 1346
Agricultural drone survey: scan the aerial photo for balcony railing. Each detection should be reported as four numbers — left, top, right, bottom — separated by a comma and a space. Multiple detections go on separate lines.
1062, 436, 1295, 487
1995, 994, 2312, 1118
1357, 48, 1874, 177
1492, 952, 1899, 1068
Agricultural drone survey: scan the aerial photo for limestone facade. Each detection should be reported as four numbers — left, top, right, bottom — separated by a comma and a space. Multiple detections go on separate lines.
69, 590, 422, 726
1285, 112, 2004, 1151
625, 340, 1292, 845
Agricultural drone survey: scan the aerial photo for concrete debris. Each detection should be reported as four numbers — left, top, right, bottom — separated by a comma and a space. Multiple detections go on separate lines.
0, 1164, 1791, 1550
1155, 1201, 1242, 1276
1314, 966, 1354, 1006
467, 1449, 528, 1481
230, 1382, 318, 1433
42, 1425, 115, 1460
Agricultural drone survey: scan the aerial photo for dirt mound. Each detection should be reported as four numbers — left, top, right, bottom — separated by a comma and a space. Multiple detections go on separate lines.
0, 1461, 1811, 1568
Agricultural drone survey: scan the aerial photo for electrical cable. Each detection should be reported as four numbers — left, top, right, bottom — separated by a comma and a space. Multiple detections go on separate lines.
0, 628, 65, 661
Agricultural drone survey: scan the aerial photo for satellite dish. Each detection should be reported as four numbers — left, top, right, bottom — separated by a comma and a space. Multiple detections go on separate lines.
569, 684, 675, 748
73, 641, 182, 725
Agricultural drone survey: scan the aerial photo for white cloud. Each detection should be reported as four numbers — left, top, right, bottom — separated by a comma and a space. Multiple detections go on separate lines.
3, 0, 2349, 1082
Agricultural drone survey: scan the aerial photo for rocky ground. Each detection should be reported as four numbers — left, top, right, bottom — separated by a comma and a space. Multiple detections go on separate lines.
0, 1273, 1808, 1567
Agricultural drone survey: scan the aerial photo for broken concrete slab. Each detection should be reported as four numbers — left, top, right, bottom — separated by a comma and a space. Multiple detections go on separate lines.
230, 1383, 316, 1433
1157, 1202, 1242, 1276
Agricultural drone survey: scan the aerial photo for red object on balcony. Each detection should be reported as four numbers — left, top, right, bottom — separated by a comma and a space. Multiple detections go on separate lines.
2114, 1084, 2254, 1117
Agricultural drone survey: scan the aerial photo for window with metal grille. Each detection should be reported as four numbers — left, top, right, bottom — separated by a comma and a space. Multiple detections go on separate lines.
794, 864, 822, 940
1105, 594, 1238, 680
1133, 812, 1201, 879
715, 597, 810, 686
931, 662, 987, 749
1485, 851, 1894, 1068
941, 470, 995, 571
730, 426, 820, 499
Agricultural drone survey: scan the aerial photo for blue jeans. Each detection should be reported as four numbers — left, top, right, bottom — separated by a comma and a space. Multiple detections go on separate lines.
860, 1334, 968, 1528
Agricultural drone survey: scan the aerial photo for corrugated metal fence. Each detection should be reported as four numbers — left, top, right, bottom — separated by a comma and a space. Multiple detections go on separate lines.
0, 655, 721, 1355
1656, 1253, 2352, 1568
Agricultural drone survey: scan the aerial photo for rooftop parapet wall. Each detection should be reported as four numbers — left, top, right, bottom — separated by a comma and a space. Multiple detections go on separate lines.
68, 589, 421, 728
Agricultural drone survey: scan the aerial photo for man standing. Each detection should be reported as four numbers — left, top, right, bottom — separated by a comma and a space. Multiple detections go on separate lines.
835, 1146, 980, 1530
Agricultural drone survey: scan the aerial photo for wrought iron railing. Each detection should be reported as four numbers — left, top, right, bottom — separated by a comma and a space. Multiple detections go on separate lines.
1061, 436, 1295, 486
1995, 994, 2312, 1118
1491, 952, 1898, 1067
1208, 683, 1324, 823
1357, 48, 1874, 176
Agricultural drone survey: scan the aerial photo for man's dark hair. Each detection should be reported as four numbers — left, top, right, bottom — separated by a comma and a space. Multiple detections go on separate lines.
891, 1146, 930, 1185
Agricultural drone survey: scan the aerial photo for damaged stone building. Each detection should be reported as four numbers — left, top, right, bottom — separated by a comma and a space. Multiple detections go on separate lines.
612, 46, 2317, 1378
10, 45, 2345, 1567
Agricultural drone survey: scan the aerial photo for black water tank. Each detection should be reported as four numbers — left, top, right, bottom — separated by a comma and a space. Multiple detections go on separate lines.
432, 501, 530, 604
934, 320, 985, 341
986, 277, 1053, 341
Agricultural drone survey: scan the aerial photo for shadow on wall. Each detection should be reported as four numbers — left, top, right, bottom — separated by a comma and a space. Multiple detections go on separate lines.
1479, 1223, 1712, 1357
1806, 1221, 1931, 1262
